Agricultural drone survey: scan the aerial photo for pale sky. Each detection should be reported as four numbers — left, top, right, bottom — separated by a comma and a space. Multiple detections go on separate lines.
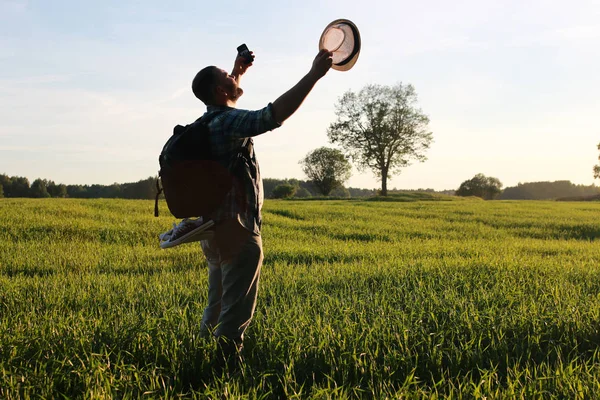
1, 0, 599, 191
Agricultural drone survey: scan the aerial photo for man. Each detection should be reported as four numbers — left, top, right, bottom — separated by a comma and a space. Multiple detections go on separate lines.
190, 48, 333, 372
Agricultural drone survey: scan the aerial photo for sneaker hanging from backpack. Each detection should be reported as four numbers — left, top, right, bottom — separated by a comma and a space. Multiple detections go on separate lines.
159, 217, 215, 249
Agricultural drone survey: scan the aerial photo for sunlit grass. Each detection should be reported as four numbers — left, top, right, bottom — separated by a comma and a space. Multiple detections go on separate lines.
1, 198, 599, 398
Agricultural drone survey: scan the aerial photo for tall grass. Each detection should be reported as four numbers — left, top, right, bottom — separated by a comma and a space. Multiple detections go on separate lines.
1, 198, 599, 398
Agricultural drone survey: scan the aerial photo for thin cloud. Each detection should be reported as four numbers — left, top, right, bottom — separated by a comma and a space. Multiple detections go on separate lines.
0, 75, 71, 88
557, 25, 600, 40
0, 0, 28, 13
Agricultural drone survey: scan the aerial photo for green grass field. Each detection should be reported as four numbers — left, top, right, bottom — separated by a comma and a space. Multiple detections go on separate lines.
1, 197, 599, 398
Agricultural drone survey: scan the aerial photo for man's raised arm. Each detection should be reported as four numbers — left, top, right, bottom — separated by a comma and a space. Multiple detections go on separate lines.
271, 50, 333, 125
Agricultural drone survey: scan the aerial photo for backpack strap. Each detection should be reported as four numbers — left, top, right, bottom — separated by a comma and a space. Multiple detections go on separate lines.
154, 178, 162, 217
200, 110, 249, 170
197, 110, 227, 125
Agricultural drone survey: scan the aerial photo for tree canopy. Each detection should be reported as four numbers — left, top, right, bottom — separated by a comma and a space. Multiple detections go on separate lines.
300, 147, 352, 196
327, 83, 433, 196
30, 179, 51, 198
8, 176, 30, 197
456, 173, 503, 200
271, 184, 296, 199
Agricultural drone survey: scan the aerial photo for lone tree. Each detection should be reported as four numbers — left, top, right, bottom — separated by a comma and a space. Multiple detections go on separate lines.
456, 173, 503, 200
300, 147, 352, 196
594, 142, 600, 180
327, 83, 433, 196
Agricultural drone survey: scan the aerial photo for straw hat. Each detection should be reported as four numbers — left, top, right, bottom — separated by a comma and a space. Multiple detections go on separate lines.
319, 19, 361, 71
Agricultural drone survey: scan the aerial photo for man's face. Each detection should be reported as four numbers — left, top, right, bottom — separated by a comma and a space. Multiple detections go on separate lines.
215, 69, 243, 101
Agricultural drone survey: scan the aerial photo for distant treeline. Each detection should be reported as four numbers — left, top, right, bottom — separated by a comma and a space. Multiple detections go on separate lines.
262, 178, 376, 198
0, 174, 369, 200
0, 174, 157, 199
498, 181, 600, 200
0, 173, 450, 200
1, 173, 596, 201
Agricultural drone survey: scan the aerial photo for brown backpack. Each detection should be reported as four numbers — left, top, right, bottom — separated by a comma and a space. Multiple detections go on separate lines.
155, 112, 247, 219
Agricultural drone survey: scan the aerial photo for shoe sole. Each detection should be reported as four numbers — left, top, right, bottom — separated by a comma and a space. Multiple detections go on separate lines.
160, 220, 215, 249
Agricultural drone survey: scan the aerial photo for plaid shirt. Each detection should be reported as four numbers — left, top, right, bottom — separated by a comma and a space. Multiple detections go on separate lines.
202, 103, 281, 234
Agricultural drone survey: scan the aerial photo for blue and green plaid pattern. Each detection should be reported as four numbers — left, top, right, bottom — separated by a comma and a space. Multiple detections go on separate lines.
202, 103, 281, 234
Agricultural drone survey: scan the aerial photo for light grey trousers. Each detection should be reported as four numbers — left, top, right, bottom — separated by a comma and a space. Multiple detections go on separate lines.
199, 219, 263, 341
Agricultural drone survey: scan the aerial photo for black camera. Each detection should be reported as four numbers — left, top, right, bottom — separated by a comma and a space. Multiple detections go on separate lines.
237, 43, 255, 64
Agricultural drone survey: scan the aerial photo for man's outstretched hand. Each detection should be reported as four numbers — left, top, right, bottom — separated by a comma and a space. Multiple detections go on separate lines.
309, 49, 333, 80
232, 52, 254, 78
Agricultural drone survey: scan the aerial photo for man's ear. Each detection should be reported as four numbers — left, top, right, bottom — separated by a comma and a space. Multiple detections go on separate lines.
215, 85, 226, 96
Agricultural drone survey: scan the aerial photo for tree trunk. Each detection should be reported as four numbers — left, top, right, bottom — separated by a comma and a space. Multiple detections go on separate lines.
381, 168, 388, 196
